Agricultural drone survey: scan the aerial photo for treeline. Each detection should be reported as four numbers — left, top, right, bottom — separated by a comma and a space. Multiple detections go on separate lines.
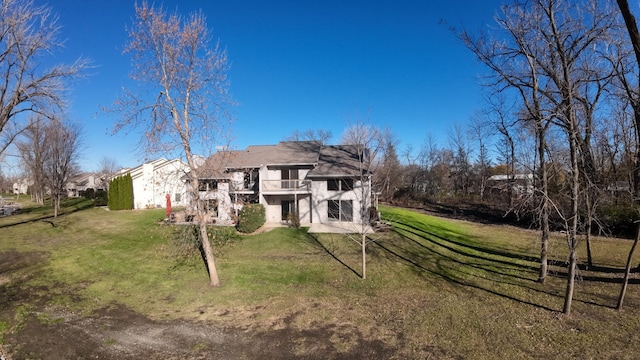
367, 0, 640, 316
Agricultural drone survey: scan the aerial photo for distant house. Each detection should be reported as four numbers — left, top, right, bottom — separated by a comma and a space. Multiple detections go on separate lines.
114, 158, 191, 210
487, 173, 534, 196
607, 181, 631, 193
12, 178, 32, 195
66, 173, 104, 197
196, 141, 374, 232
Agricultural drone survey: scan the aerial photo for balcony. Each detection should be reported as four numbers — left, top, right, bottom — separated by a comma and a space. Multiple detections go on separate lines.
262, 179, 311, 194
230, 181, 257, 193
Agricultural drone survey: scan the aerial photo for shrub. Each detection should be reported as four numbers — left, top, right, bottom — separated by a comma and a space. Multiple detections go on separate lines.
95, 190, 108, 206
108, 174, 134, 210
82, 188, 95, 199
287, 212, 300, 228
236, 204, 266, 233
598, 205, 638, 238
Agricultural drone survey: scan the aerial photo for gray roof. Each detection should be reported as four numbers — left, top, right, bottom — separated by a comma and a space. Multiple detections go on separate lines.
198, 141, 321, 179
307, 145, 369, 178
198, 141, 370, 179
227, 141, 322, 168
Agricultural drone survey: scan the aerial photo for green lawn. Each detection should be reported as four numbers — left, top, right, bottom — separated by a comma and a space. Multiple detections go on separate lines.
2, 200, 640, 358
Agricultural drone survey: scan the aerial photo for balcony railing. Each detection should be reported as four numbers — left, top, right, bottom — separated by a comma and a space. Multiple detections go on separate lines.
230, 182, 257, 192
262, 179, 310, 192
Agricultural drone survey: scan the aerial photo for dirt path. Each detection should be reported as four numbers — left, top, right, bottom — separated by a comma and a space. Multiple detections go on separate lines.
0, 250, 393, 359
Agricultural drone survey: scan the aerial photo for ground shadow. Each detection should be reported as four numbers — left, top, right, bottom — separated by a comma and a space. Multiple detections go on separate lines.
306, 233, 361, 278
381, 213, 625, 311
373, 240, 558, 312
0, 200, 96, 229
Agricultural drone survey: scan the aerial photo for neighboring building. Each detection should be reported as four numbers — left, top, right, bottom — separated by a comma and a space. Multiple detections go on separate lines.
607, 181, 631, 193
12, 178, 32, 195
66, 173, 104, 197
487, 173, 534, 195
196, 141, 374, 231
115, 158, 191, 210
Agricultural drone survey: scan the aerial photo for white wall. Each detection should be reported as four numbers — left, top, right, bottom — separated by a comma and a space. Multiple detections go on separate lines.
311, 178, 369, 224
132, 159, 189, 209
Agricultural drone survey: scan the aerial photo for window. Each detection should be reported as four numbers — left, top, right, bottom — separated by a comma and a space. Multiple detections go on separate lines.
205, 199, 218, 217
244, 169, 259, 190
198, 180, 218, 192
327, 200, 353, 222
328, 200, 340, 220
327, 178, 354, 191
327, 179, 339, 191
174, 193, 181, 202
282, 200, 295, 221
281, 168, 299, 189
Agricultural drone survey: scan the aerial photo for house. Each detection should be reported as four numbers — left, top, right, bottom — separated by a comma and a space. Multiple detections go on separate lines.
66, 173, 104, 197
116, 158, 191, 210
12, 178, 32, 195
196, 141, 374, 232
487, 173, 534, 195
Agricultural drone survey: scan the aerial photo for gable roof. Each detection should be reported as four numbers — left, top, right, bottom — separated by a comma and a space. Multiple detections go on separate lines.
198, 141, 322, 179
198, 141, 370, 179
229, 141, 321, 168
113, 158, 190, 180
307, 145, 369, 178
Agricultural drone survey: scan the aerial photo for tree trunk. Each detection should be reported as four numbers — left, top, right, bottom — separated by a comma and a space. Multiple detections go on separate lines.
198, 214, 221, 287
614, 0, 640, 310
191, 174, 221, 287
54, 194, 59, 218
537, 124, 550, 283
617, 222, 640, 310
563, 243, 578, 315
585, 190, 593, 268
563, 126, 581, 315
361, 233, 367, 280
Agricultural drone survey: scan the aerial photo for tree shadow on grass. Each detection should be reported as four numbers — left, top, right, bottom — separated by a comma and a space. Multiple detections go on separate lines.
382, 216, 624, 311
390, 217, 633, 277
372, 240, 559, 312
0, 200, 96, 229
306, 233, 361, 278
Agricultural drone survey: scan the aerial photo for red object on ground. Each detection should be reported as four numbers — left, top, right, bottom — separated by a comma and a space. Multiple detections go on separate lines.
165, 194, 172, 218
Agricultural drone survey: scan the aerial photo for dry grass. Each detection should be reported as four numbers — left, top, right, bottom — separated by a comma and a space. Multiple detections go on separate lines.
2, 201, 640, 358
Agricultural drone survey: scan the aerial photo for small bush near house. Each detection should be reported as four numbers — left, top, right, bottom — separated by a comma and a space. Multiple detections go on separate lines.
82, 188, 95, 199
236, 203, 266, 233
287, 212, 300, 228
94, 190, 108, 206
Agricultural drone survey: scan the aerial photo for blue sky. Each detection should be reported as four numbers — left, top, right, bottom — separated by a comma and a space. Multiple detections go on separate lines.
34, 0, 505, 171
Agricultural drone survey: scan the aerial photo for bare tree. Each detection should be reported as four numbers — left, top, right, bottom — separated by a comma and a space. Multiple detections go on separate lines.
485, 95, 519, 207
468, 113, 493, 201
43, 119, 82, 217
373, 128, 401, 202
112, 2, 234, 286
284, 129, 333, 143
461, 0, 615, 314
0, 0, 89, 154
613, 0, 640, 310
340, 120, 380, 280
448, 123, 472, 198
15, 116, 48, 204
459, 0, 554, 285
96, 156, 120, 189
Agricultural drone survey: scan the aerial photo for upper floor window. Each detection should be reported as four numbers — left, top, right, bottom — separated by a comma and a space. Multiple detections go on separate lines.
282, 168, 299, 189
327, 178, 353, 191
199, 180, 218, 192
